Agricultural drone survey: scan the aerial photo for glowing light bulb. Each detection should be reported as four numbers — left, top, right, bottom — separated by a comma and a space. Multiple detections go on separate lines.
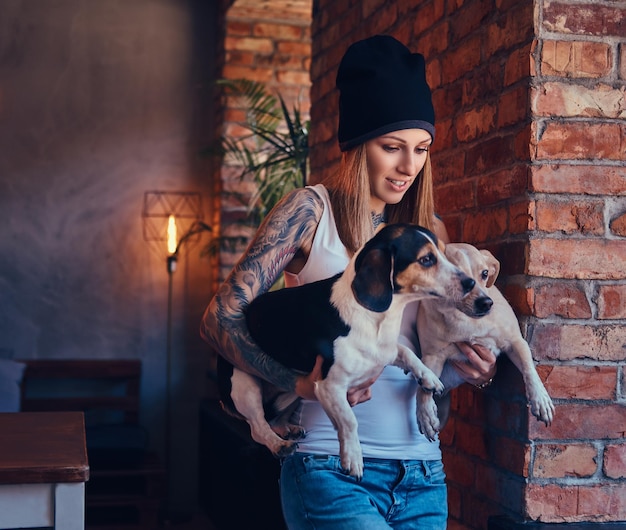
167, 215, 177, 255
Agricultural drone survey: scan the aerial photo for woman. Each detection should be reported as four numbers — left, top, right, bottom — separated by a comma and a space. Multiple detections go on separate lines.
201, 35, 496, 529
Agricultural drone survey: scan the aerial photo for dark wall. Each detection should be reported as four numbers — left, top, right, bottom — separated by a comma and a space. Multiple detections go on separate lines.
0, 0, 218, 515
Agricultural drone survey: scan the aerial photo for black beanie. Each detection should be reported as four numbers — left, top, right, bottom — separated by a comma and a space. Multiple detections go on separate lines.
336, 35, 435, 152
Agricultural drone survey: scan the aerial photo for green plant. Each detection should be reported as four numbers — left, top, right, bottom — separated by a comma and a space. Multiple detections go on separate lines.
214, 78, 309, 223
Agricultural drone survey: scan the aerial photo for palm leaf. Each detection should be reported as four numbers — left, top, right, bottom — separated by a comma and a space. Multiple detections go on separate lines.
213, 78, 309, 219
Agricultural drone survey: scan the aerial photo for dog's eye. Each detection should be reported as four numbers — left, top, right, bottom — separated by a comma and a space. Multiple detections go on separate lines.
418, 253, 436, 268
481, 270, 489, 280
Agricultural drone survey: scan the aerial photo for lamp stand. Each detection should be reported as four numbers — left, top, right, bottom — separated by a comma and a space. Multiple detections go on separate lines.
163, 254, 177, 523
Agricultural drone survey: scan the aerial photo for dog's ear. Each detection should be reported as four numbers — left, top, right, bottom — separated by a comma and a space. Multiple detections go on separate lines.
480, 249, 500, 287
351, 247, 393, 312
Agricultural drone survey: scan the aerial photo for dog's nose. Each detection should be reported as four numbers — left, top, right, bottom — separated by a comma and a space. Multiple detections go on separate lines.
461, 276, 475, 295
475, 296, 493, 315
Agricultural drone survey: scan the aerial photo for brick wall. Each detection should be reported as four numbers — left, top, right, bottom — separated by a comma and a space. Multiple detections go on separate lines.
214, 0, 311, 280
308, 0, 626, 529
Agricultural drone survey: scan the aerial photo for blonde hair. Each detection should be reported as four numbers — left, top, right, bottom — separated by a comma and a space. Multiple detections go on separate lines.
322, 144, 436, 254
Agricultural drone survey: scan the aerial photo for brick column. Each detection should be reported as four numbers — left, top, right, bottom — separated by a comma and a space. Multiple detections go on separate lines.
215, 0, 311, 280
523, 0, 626, 524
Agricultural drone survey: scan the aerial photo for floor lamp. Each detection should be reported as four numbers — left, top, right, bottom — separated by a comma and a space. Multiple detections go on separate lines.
142, 191, 210, 521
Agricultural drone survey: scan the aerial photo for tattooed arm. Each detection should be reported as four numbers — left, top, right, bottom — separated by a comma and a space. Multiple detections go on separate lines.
200, 187, 324, 392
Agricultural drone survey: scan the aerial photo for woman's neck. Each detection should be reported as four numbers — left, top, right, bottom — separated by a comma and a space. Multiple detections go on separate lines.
371, 210, 387, 229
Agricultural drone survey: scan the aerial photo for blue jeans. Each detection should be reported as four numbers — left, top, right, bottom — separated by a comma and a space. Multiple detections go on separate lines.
280, 453, 447, 529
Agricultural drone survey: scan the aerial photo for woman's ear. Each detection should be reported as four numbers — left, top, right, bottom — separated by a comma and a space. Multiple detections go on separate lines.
351, 247, 393, 312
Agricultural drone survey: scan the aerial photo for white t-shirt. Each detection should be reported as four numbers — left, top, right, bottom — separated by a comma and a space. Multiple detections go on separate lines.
283, 184, 441, 460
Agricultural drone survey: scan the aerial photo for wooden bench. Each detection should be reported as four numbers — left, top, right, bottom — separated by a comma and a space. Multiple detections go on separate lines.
19, 359, 165, 530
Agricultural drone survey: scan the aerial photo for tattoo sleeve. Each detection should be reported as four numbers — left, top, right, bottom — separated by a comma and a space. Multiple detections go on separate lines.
200, 188, 323, 391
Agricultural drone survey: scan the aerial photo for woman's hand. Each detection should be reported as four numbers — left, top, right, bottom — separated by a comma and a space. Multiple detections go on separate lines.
450, 342, 497, 388
295, 356, 374, 405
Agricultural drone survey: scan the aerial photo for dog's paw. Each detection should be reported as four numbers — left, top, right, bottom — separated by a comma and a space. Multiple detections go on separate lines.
340, 441, 364, 481
528, 387, 555, 426
269, 439, 299, 458
274, 440, 299, 458
416, 391, 440, 442
272, 423, 306, 441
417, 369, 445, 397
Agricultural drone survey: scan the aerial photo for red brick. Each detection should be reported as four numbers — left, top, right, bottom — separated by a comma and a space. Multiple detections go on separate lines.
543, 3, 626, 37
534, 122, 626, 161
610, 212, 626, 237
454, 385, 491, 425
277, 41, 311, 56
577, 484, 626, 521
491, 434, 530, 475
493, 240, 527, 276
225, 36, 274, 54
530, 322, 626, 362
416, 21, 450, 59
532, 82, 626, 119
533, 443, 598, 479
461, 207, 508, 242
276, 70, 310, 86
482, 395, 527, 439
435, 76, 463, 120
434, 117, 455, 150
449, 0, 491, 41
225, 50, 255, 66
504, 44, 532, 86
535, 198, 604, 235
226, 20, 253, 36
538, 365, 617, 400
455, 419, 487, 460
502, 284, 533, 316
462, 60, 505, 108
222, 64, 274, 83
508, 199, 533, 235
361, 3, 397, 35
361, 0, 388, 18
528, 239, 626, 280
621, 43, 626, 80
435, 181, 475, 214
456, 104, 497, 142
530, 164, 626, 196
441, 35, 482, 84
540, 40, 612, 78
597, 284, 626, 319
498, 85, 528, 128
533, 282, 592, 318
253, 23, 304, 40
525, 483, 578, 521
465, 135, 517, 176
604, 443, 626, 479
530, 403, 626, 441
514, 124, 532, 160
447, 482, 463, 520
484, 3, 534, 57
526, 483, 626, 522
443, 450, 477, 487
402, 0, 444, 28
474, 462, 525, 509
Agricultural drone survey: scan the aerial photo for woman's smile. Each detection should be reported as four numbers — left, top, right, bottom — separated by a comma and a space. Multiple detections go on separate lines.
387, 177, 412, 191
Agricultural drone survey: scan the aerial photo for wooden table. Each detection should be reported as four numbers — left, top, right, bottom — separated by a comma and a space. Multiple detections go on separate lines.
0, 411, 89, 530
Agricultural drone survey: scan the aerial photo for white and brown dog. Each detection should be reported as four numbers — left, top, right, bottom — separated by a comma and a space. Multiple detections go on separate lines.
416, 243, 555, 440
218, 224, 477, 479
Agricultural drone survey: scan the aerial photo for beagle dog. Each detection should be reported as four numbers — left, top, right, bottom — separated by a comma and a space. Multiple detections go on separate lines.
218, 223, 477, 479
416, 243, 555, 441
